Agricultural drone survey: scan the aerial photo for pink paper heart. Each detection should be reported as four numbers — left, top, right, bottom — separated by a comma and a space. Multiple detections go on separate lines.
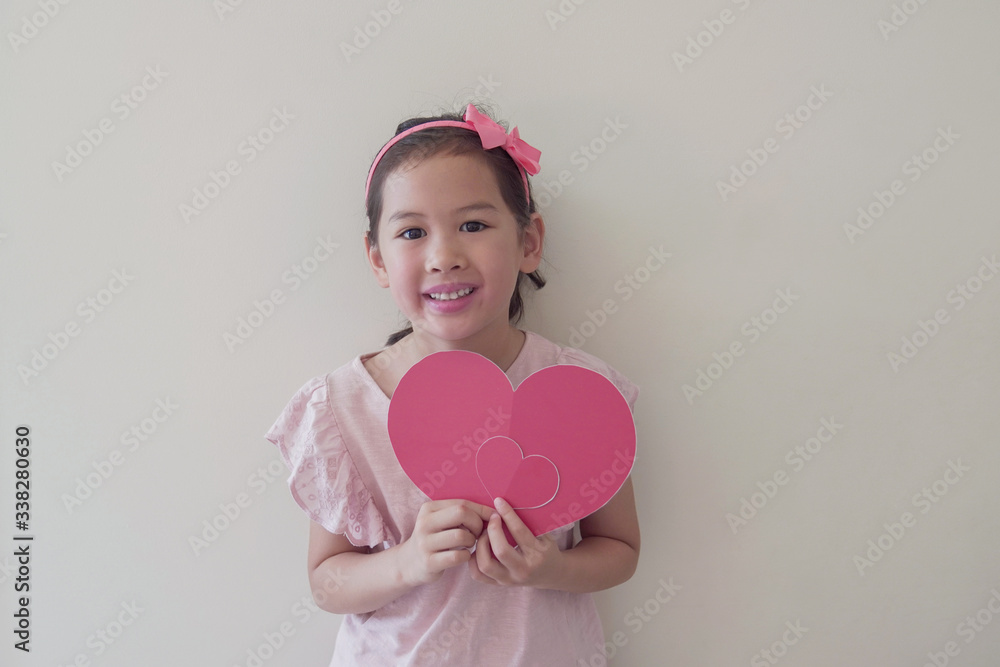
476, 436, 559, 510
388, 350, 636, 537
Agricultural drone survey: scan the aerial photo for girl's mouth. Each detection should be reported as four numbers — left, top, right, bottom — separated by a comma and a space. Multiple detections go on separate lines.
426, 286, 475, 301
424, 286, 477, 312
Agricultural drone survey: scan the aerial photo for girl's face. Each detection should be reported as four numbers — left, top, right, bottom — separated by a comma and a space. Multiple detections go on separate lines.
365, 152, 543, 347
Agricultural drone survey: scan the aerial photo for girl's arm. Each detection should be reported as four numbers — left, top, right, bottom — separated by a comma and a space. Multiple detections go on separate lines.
307, 499, 493, 615
468, 477, 640, 593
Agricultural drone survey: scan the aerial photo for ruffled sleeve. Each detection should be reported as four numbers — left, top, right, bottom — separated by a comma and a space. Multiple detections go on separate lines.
264, 376, 389, 548
557, 347, 640, 414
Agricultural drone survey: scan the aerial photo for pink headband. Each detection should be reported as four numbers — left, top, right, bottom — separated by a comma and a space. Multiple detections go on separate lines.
364, 103, 541, 206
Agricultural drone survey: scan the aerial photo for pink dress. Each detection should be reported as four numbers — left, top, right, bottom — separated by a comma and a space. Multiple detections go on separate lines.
265, 330, 639, 666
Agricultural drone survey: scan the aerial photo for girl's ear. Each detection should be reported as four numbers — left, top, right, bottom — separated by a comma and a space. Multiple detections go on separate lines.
364, 232, 390, 288
518, 213, 545, 274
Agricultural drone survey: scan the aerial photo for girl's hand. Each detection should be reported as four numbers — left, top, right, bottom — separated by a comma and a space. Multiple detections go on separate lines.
396, 499, 493, 587
468, 497, 565, 589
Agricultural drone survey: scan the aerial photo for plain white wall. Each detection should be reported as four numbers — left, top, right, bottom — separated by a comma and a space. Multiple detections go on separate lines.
2, 1, 999, 665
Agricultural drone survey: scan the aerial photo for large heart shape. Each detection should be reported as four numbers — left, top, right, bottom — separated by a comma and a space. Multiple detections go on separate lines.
387, 350, 636, 536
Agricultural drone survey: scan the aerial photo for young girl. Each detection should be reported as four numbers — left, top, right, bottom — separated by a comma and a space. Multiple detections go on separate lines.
265, 103, 641, 665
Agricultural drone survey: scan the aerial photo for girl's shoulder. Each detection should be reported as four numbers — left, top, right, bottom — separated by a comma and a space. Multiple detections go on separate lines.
272, 355, 363, 405
360, 348, 406, 401
264, 356, 391, 548
264, 353, 385, 448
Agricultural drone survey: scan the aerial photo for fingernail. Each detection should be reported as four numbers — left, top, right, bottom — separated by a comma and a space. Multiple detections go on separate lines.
494, 497, 506, 510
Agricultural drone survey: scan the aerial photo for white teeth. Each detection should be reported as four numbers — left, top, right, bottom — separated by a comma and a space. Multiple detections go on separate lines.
429, 287, 474, 300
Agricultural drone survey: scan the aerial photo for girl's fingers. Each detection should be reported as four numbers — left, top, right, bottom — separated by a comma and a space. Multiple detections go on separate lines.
426, 500, 490, 538
474, 525, 502, 581
422, 527, 477, 555
428, 547, 471, 572
492, 497, 536, 549
486, 510, 520, 568
468, 531, 497, 584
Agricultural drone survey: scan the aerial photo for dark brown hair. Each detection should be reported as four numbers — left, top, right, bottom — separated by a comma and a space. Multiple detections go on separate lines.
365, 106, 545, 346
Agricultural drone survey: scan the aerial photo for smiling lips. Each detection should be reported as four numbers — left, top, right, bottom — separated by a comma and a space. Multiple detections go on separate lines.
424, 283, 478, 301
428, 287, 475, 301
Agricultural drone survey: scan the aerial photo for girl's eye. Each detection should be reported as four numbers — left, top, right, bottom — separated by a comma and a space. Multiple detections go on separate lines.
399, 222, 485, 238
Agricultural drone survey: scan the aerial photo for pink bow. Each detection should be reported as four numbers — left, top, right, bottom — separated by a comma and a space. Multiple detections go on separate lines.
463, 104, 541, 175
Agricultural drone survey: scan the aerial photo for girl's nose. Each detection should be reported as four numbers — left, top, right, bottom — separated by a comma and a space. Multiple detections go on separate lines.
426, 237, 467, 272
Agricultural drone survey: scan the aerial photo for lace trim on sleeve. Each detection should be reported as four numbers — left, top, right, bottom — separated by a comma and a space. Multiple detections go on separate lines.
266, 376, 389, 548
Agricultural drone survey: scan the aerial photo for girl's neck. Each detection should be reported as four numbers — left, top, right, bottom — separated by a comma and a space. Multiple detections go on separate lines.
405, 326, 526, 372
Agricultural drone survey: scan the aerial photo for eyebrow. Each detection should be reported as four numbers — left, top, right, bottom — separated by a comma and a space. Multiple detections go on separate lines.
386, 202, 501, 227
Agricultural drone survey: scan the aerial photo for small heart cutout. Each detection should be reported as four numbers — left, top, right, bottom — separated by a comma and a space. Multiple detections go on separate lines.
476, 436, 559, 510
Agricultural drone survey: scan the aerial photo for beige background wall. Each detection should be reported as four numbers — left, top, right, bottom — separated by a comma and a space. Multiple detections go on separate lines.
2, 1, 998, 665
